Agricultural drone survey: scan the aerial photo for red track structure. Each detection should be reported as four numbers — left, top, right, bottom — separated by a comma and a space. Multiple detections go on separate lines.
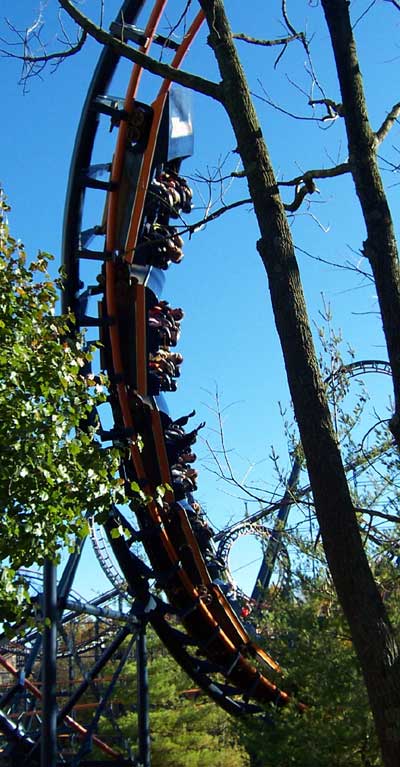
63, 0, 292, 714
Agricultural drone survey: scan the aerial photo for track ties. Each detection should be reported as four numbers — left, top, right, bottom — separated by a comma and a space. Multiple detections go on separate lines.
110, 21, 181, 51
200, 624, 221, 651
76, 248, 112, 261
78, 315, 114, 328
79, 226, 105, 248
225, 651, 242, 678
93, 94, 127, 123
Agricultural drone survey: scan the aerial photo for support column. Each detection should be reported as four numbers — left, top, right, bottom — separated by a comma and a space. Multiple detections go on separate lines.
41, 559, 58, 767
252, 457, 301, 600
136, 622, 151, 767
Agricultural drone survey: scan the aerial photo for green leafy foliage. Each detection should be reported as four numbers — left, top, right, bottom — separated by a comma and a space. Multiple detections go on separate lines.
238, 576, 383, 767
0, 195, 125, 621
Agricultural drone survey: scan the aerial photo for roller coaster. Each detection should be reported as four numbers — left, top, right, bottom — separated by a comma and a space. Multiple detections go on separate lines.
0, 1, 394, 763
62, 0, 289, 714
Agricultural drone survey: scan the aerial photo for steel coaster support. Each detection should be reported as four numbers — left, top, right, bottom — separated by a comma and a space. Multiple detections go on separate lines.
0, 653, 122, 762
57, 623, 133, 723
40, 559, 57, 767
251, 457, 301, 602
57, 537, 87, 610
136, 621, 151, 767
70, 633, 138, 767
0, 543, 88, 738
41, 559, 58, 767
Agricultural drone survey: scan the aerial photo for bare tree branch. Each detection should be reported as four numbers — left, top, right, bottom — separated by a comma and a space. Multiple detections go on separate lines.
279, 162, 350, 187
282, 0, 326, 97
231, 1, 310, 70
0, 28, 87, 66
377, 153, 400, 173
164, 0, 194, 40
232, 31, 303, 47
184, 164, 350, 224
284, 182, 317, 213
375, 101, 400, 146
253, 85, 332, 123
57, 0, 222, 102
352, 0, 378, 30
356, 506, 400, 526
309, 98, 344, 120
195, 160, 350, 189
178, 183, 320, 229
295, 244, 374, 281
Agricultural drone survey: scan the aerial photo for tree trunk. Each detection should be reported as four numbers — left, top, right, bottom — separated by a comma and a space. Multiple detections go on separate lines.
321, 0, 400, 449
198, 1, 400, 764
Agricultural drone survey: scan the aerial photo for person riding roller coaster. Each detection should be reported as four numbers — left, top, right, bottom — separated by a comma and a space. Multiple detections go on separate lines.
146, 169, 193, 221
148, 302, 184, 347
140, 222, 184, 269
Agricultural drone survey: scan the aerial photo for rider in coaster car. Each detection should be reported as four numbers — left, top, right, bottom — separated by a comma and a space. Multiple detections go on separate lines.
152, 170, 193, 217
186, 501, 215, 550
149, 350, 183, 379
141, 223, 184, 269
159, 408, 194, 431
177, 451, 197, 464
161, 170, 193, 215
159, 373, 177, 393
148, 309, 170, 347
171, 467, 198, 499
148, 304, 183, 348
164, 421, 205, 464
187, 504, 231, 586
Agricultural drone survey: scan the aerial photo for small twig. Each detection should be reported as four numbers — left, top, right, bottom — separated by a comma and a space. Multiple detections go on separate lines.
253, 84, 329, 123
295, 244, 373, 280
282, 0, 326, 98
375, 102, 400, 146
0, 29, 87, 65
309, 98, 344, 121
162, 0, 192, 47
377, 153, 400, 172
352, 0, 377, 29
184, 197, 252, 234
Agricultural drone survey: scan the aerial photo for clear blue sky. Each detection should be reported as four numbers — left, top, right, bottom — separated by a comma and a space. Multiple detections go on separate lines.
1, 0, 399, 596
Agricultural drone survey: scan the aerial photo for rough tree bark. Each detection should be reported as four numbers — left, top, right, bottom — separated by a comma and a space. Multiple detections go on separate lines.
321, 0, 400, 451
198, 1, 400, 765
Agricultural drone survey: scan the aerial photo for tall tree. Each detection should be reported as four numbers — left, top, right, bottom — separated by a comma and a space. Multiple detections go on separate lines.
195, 2, 400, 762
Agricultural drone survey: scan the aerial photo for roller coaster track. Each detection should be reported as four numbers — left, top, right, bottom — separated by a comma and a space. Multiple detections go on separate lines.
62, 0, 292, 723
